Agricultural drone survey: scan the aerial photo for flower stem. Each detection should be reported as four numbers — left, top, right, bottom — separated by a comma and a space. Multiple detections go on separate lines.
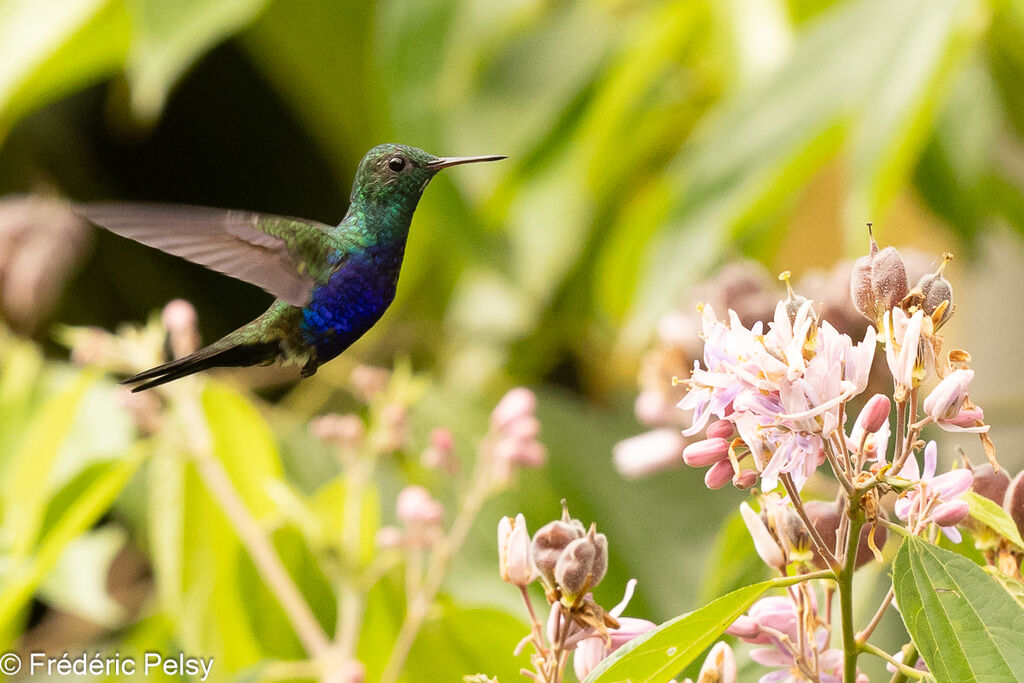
379, 446, 493, 683
861, 642, 926, 681
856, 586, 894, 644
887, 643, 921, 683
782, 474, 840, 570
840, 502, 866, 683
174, 386, 332, 661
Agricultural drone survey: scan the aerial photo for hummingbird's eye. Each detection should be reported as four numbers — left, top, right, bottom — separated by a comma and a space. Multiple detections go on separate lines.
387, 156, 407, 173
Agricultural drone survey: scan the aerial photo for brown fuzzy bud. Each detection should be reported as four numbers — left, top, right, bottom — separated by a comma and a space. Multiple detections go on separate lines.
803, 500, 886, 570
850, 227, 908, 324
1002, 471, 1024, 539
554, 527, 607, 599
588, 527, 608, 588
917, 253, 953, 328
970, 463, 1011, 505
531, 520, 583, 588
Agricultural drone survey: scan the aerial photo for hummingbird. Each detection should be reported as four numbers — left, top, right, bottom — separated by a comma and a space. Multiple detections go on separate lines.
77, 143, 505, 392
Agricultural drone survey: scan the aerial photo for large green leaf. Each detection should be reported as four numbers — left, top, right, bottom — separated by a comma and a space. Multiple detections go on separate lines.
698, 508, 769, 605
405, 601, 531, 683
1, 370, 97, 561
965, 491, 1024, 550
202, 380, 283, 519
125, 0, 268, 122
893, 534, 1024, 681
584, 581, 772, 683
38, 525, 127, 627
0, 452, 143, 647
0, 0, 128, 142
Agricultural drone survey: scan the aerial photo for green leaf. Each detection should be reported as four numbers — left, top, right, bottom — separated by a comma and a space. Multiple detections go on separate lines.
405, 601, 532, 683
1, 370, 97, 561
965, 491, 1024, 550
38, 526, 127, 627
202, 381, 283, 519
125, 0, 268, 122
235, 524, 335, 660
0, 451, 142, 647
0, 0, 128, 140
585, 581, 772, 683
893, 534, 1024, 681
698, 508, 769, 605
311, 474, 380, 567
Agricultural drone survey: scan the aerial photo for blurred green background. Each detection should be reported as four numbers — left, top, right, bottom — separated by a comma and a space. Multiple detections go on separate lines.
1, 0, 1023, 680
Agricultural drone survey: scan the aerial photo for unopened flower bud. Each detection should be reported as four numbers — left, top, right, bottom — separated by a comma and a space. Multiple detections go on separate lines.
613, 429, 686, 479
917, 253, 953, 327
376, 525, 403, 549
333, 659, 365, 683
1003, 471, 1024, 539
704, 459, 734, 489
162, 299, 200, 358
857, 394, 891, 434
970, 463, 1011, 504
696, 641, 736, 683
706, 419, 735, 440
781, 509, 811, 555
850, 227, 908, 324
421, 427, 458, 474
931, 499, 969, 527
491, 387, 537, 430
725, 615, 760, 641
396, 486, 443, 526
498, 513, 534, 586
740, 502, 786, 569
349, 364, 390, 402
682, 437, 730, 467
310, 414, 365, 450
532, 519, 583, 588
733, 469, 758, 489
803, 500, 885, 569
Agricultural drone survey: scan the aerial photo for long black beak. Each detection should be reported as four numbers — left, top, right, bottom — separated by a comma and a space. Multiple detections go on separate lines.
427, 154, 507, 170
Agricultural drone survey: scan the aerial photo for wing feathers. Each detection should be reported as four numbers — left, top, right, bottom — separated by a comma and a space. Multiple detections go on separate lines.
75, 203, 336, 306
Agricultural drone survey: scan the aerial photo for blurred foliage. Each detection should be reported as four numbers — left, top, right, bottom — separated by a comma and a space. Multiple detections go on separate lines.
1, 0, 1023, 680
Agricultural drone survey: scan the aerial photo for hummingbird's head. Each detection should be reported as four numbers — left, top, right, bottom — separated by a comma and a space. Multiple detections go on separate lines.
353, 143, 505, 209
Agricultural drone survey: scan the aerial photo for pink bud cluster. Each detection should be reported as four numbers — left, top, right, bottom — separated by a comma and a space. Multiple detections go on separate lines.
487, 388, 546, 482
393, 485, 444, 548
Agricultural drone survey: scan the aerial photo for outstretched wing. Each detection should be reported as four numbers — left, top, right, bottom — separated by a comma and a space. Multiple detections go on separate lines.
75, 203, 341, 306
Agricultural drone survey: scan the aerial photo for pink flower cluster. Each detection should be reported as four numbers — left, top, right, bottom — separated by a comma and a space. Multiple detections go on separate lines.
728, 593, 848, 683
679, 300, 875, 491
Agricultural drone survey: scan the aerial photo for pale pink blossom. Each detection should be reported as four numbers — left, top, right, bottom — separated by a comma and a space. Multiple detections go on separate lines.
729, 594, 844, 683
883, 308, 925, 394
572, 580, 655, 680
613, 429, 686, 479
895, 441, 974, 542
923, 369, 989, 433
740, 501, 786, 569
678, 301, 875, 492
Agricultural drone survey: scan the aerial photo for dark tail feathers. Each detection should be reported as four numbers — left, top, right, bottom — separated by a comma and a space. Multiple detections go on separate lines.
123, 341, 280, 392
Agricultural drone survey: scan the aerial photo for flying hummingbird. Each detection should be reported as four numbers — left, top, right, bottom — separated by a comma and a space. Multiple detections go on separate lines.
77, 143, 504, 392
